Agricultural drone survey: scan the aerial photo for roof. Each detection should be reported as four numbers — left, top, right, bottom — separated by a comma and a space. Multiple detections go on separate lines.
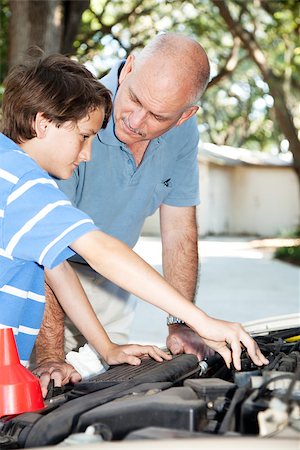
199, 142, 293, 167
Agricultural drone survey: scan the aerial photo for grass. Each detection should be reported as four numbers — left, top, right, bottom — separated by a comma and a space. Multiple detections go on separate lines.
274, 226, 300, 266
275, 244, 300, 266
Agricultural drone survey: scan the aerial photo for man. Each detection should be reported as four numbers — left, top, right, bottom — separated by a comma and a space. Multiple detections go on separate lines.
35, 33, 213, 383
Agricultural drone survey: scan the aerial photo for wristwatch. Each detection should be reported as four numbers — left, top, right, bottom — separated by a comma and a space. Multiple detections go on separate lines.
167, 315, 185, 325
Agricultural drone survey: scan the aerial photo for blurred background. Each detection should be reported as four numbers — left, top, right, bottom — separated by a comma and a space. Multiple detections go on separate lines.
0, 0, 299, 339
0, 0, 299, 239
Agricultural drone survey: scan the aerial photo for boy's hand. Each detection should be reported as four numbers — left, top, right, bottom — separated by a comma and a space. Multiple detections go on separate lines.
103, 344, 172, 366
196, 317, 269, 371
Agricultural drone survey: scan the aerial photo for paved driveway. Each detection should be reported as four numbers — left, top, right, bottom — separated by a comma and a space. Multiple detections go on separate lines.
129, 236, 299, 346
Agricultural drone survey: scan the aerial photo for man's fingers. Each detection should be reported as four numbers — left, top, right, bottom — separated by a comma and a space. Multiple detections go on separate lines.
48, 369, 65, 386
166, 335, 183, 355
32, 362, 81, 398
69, 370, 82, 384
35, 372, 51, 398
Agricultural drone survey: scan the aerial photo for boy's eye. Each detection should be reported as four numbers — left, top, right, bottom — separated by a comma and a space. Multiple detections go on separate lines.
82, 135, 89, 141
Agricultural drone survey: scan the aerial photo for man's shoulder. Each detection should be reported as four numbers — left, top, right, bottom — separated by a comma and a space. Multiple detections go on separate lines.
100, 60, 124, 93
163, 115, 199, 144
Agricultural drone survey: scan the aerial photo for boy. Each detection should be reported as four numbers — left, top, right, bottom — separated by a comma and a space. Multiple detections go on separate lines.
0, 52, 268, 390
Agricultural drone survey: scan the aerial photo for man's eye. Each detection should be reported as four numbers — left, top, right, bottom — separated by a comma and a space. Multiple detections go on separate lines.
153, 115, 165, 122
129, 93, 139, 104
83, 135, 89, 141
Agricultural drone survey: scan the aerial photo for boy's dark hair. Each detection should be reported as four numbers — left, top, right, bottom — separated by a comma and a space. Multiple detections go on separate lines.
2, 48, 112, 143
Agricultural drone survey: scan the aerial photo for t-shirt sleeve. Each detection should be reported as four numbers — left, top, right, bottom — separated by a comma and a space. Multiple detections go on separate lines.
162, 116, 200, 207
3, 169, 98, 269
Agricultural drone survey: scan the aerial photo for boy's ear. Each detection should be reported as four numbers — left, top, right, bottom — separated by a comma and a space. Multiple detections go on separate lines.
34, 112, 49, 138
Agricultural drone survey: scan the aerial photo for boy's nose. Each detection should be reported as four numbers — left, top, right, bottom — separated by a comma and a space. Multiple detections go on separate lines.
81, 142, 92, 162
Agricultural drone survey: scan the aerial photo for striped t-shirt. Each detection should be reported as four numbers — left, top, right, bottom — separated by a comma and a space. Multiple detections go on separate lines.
0, 133, 98, 365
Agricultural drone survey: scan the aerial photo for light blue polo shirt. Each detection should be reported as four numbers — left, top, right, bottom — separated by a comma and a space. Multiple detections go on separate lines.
56, 61, 200, 252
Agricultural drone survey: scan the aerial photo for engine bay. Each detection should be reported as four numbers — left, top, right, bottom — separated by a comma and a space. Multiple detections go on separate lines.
0, 322, 299, 448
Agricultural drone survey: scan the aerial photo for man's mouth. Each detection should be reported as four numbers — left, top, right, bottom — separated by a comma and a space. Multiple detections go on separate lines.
122, 118, 145, 138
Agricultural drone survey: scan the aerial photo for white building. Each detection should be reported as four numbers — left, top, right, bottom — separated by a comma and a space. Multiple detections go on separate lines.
142, 143, 300, 237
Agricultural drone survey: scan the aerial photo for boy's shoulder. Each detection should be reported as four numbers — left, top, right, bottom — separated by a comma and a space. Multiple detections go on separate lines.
0, 135, 46, 180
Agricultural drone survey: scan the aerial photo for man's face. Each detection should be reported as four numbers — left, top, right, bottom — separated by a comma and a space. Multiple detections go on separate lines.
113, 56, 197, 147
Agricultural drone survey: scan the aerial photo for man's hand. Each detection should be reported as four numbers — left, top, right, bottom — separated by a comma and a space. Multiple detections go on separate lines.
32, 361, 81, 398
103, 343, 172, 366
166, 324, 214, 360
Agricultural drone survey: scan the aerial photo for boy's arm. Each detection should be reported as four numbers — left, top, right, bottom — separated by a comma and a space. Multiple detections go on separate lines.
70, 230, 269, 371
44, 262, 169, 363
34, 261, 169, 396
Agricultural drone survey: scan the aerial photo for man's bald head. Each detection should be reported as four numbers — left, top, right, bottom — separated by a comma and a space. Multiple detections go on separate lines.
134, 33, 210, 105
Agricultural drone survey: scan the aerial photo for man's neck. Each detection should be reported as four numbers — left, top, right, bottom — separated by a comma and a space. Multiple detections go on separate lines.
128, 140, 150, 167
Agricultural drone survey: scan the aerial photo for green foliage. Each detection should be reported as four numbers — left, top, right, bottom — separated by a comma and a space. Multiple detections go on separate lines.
275, 245, 300, 266
70, 0, 299, 154
1, 0, 299, 155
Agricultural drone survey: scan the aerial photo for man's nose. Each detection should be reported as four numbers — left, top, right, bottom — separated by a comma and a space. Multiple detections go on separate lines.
129, 107, 147, 128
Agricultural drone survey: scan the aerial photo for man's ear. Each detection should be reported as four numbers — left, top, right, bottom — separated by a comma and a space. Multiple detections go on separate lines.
34, 112, 49, 138
118, 54, 135, 85
175, 106, 199, 127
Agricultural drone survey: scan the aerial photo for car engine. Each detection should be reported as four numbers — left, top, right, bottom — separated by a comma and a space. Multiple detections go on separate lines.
0, 322, 299, 448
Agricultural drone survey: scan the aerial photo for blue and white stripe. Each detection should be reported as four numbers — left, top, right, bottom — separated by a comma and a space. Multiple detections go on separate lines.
0, 133, 98, 364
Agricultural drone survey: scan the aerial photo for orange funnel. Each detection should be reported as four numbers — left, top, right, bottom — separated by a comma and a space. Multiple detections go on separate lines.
0, 328, 44, 417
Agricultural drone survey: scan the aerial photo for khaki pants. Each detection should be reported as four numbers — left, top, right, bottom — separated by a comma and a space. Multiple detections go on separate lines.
64, 262, 137, 353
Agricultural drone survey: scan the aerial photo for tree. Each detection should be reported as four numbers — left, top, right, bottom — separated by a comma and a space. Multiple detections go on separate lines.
211, 0, 300, 179
7, 0, 89, 70
1, 0, 299, 185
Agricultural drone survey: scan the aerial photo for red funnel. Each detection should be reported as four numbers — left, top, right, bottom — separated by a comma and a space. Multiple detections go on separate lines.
0, 328, 44, 417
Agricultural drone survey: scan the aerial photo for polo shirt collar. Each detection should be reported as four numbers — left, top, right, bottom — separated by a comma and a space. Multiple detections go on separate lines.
96, 61, 124, 147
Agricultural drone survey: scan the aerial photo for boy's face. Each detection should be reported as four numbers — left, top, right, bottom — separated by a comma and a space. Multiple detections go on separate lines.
30, 108, 104, 179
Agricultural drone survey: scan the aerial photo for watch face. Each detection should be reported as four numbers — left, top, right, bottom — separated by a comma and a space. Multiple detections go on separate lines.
167, 316, 185, 325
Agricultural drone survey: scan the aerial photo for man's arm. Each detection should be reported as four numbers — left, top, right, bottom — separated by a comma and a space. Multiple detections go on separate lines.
35, 283, 65, 364
33, 283, 82, 397
160, 204, 213, 359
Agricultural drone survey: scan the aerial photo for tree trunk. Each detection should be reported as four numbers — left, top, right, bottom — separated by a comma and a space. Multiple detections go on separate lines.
8, 0, 63, 67
212, 0, 300, 181
8, 0, 87, 69
61, 0, 89, 55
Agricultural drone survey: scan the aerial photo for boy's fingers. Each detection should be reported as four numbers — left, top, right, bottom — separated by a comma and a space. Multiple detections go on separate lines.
217, 346, 232, 369
147, 345, 172, 360
241, 333, 269, 367
229, 340, 242, 371
136, 345, 171, 361
120, 353, 141, 365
